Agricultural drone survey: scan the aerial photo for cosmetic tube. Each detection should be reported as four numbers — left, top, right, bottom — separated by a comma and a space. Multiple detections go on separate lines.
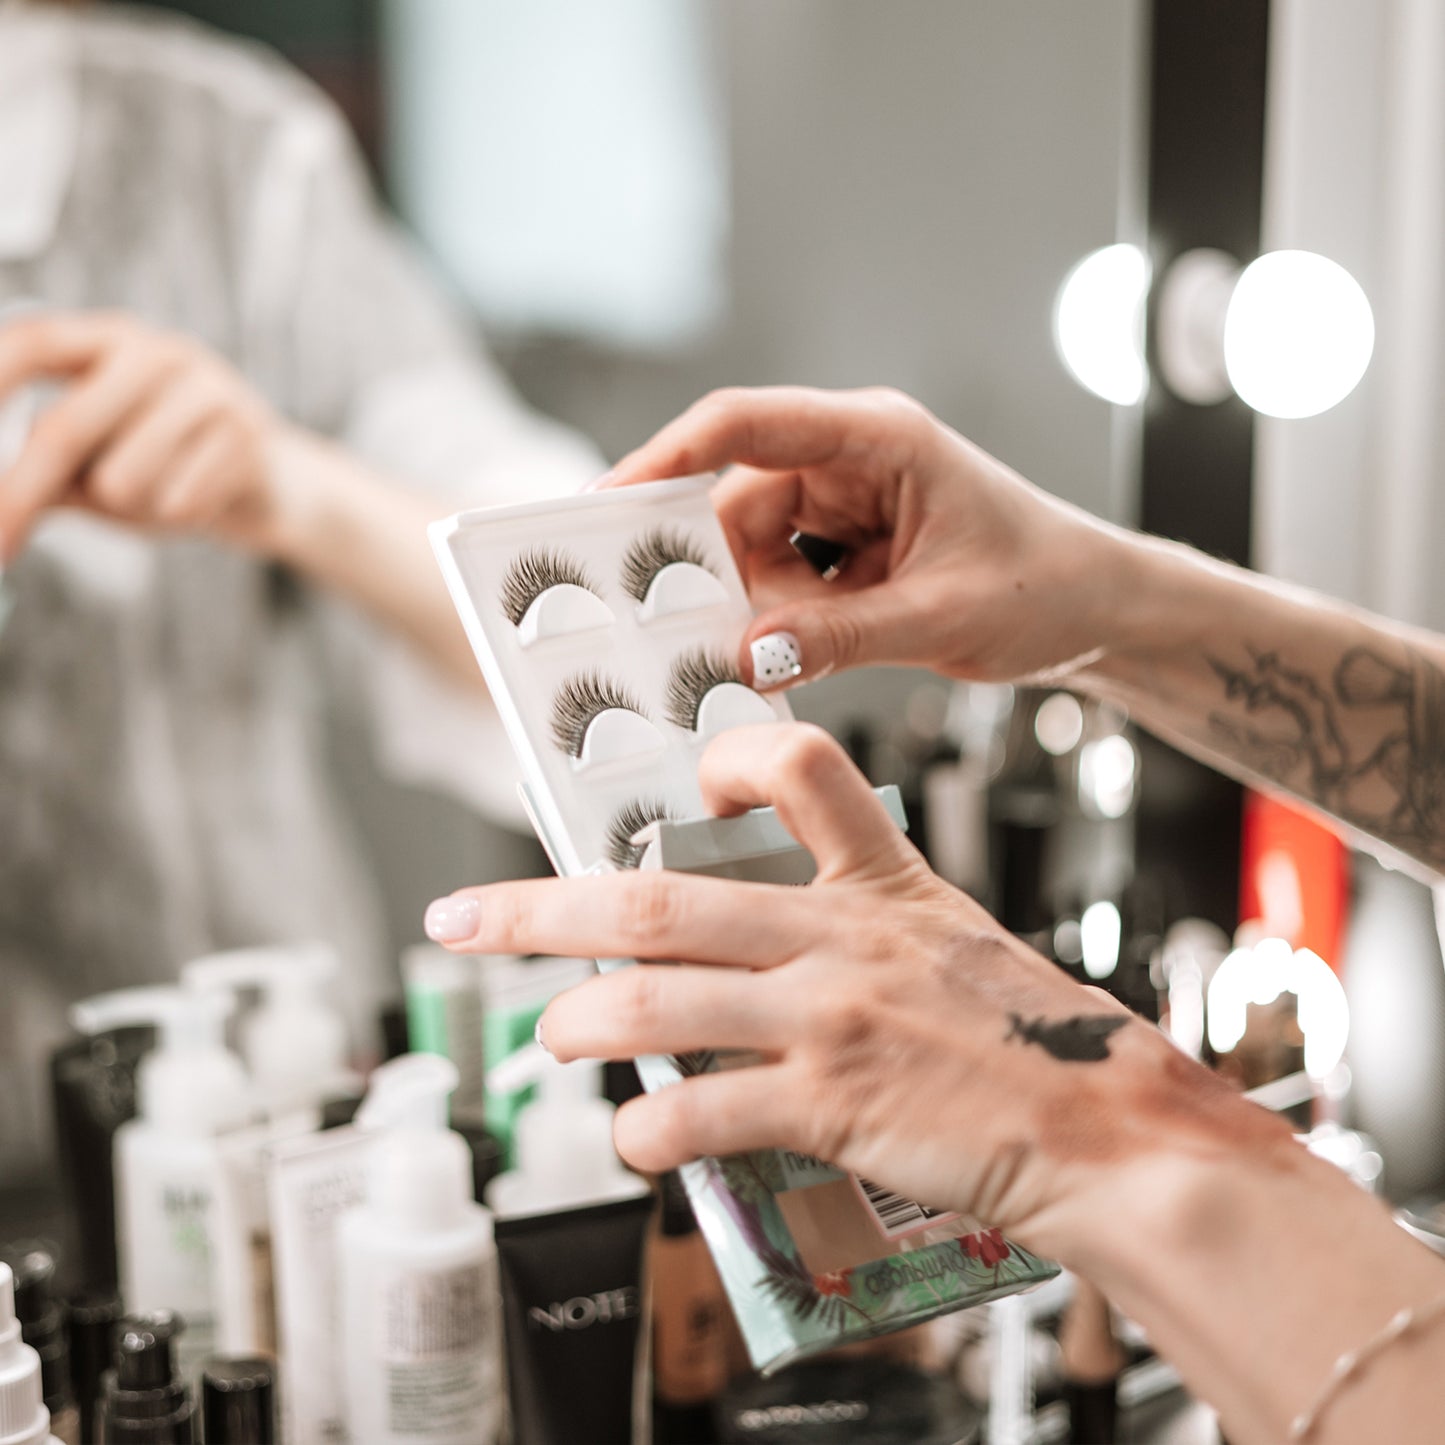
199, 1358, 275, 1445
402, 946, 486, 1117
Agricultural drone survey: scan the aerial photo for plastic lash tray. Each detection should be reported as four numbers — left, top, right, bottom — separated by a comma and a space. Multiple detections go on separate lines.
430, 476, 792, 876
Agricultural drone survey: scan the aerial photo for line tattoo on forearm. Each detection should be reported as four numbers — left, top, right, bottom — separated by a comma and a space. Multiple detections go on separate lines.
1206, 644, 1445, 863
1006, 1014, 1129, 1063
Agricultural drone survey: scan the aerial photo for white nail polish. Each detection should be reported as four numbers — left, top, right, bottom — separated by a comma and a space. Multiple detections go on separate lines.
750, 632, 802, 689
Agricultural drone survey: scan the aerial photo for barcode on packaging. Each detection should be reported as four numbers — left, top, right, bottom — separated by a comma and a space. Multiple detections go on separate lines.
854, 1176, 958, 1239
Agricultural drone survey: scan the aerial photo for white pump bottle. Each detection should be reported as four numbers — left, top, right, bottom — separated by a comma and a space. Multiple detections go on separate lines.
484, 1044, 648, 1218
181, 943, 353, 1120
70, 987, 252, 1383
339, 1054, 499, 1445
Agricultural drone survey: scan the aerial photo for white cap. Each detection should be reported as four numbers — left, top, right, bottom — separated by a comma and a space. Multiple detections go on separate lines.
356, 1054, 472, 1231
181, 944, 351, 1114
70, 987, 252, 1134
0, 1264, 49, 1445
485, 1044, 642, 1216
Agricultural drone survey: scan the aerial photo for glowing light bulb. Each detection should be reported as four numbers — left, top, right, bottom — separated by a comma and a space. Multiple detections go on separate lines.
1223, 250, 1374, 419
1053, 244, 1150, 406
1080, 901, 1122, 980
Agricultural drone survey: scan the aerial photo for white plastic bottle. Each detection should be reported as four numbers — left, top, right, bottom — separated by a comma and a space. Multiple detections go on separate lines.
70, 988, 252, 1384
0, 1263, 65, 1445
181, 943, 354, 1120
485, 1044, 649, 1216
339, 1055, 499, 1445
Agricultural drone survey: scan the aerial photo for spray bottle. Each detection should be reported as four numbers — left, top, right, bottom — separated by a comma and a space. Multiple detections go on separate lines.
180, 945, 353, 1121
70, 989, 252, 1384
0, 1263, 60, 1445
338, 1055, 499, 1445
484, 1045, 652, 1445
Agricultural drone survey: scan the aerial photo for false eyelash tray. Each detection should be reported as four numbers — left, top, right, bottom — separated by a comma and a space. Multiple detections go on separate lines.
431, 475, 1057, 1374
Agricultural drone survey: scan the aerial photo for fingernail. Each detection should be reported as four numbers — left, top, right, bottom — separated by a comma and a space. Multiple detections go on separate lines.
749, 631, 802, 689
581, 469, 615, 493
424, 895, 480, 943
534, 1016, 551, 1054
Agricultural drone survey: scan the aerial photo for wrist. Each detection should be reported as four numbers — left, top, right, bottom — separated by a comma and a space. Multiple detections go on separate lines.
247, 423, 343, 565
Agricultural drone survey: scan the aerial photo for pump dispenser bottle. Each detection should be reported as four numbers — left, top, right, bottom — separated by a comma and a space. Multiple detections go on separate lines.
71, 990, 252, 1384
338, 1055, 499, 1445
181, 945, 353, 1120
0, 1264, 60, 1445
98, 1314, 195, 1444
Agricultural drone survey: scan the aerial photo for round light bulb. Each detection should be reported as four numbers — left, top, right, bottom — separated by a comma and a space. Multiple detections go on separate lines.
1223, 250, 1374, 419
1053, 244, 1150, 406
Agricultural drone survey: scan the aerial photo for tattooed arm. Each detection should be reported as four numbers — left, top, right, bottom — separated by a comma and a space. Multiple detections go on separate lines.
1077, 534, 1445, 875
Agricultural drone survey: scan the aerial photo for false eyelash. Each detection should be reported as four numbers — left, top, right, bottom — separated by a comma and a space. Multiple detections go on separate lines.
665, 646, 743, 731
619, 526, 714, 602
606, 798, 675, 870
550, 671, 646, 757
500, 547, 598, 626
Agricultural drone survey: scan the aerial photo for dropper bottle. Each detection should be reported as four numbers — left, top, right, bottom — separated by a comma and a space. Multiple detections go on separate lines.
0, 1262, 60, 1445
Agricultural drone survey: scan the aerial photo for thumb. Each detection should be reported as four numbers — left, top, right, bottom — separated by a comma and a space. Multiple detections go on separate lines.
741, 586, 926, 689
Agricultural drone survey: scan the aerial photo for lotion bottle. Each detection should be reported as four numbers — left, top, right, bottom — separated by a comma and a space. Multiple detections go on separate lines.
180, 945, 353, 1121
338, 1055, 499, 1445
70, 989, 252, 1385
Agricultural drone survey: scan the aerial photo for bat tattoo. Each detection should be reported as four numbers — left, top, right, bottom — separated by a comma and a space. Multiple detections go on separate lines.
1006, 1013, 1129, 1063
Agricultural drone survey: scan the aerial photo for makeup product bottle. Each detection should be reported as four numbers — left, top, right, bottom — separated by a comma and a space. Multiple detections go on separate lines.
49, 1019, 154, 1294
651, 1172, 728, 1445
181, 946, 353, 1122
70, 990, 252, 1386
338, 1055, 499, 1445
0, 1263, 62, 1445
65, 1294, 120, 1445
0, 1250, 76, 1445
97, 1315, 194, 1444
485, 1046, 652, 1445
198, 1358, 275, 1445
402, 946, 487, 1119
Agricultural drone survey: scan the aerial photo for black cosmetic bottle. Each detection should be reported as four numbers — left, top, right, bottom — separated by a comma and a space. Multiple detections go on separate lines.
68, 1291, 122, 1444
200, 1358, 276, 1445
99, 1313, 194, 1444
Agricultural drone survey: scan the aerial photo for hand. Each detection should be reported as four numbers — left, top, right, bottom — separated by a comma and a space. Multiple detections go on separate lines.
0, 311, 284, 561
422, 722, 1287, 1262
605, 386, 1135, 690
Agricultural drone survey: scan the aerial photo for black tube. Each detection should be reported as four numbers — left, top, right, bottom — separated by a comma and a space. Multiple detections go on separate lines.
200, 1357, 276, 1444
494, 1193, 653, 1445
68, 1291, 122, 1445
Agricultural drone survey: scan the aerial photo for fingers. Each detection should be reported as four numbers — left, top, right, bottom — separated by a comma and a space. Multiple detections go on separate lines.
156, 421, 249, 527
697, 723, 917, 881
424, 869, 818, 967
540, 963, 792, 1062
0, 343, 174, 558
607, 386, 893, 488
612, 1064, 801, 1173
85, 374, 217, 514
0, 313, 118, 399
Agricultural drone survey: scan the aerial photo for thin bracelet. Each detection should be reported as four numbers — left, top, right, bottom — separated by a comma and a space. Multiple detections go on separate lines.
1288, 1291, 1445, 1441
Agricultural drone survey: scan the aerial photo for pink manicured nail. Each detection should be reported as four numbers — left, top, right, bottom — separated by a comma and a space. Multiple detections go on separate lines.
424, 895, 480, 943
749, 632, 802, 689
534, 1016, 551, 1054
581, 470, 615, 493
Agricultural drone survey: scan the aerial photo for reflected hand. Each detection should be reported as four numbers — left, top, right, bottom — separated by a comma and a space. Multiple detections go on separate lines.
0, 311, 284, 561
605, 386, 1133, 691
423, 722, 1283, 1261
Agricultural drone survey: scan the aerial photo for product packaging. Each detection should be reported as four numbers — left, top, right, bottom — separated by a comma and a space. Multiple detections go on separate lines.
0, 1261, 60, 1445
65, 1293, 120, 1445
431, 477, 1059, 1374
402, 946, 486, 1118
70, 990, 253, 1386
338, 1055, 499, 1445
485, 1047, 652, 1445
265, 1126, 371, 1444
198, 1358, 275, 1445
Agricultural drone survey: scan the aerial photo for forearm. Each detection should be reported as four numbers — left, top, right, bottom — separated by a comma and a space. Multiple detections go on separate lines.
1057, 1138, 1445, 1445
257, 425, 481, 689
1076, 532, 1445, 877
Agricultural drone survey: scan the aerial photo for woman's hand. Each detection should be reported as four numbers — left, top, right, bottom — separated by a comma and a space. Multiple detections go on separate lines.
603, 386, 1136, 691
423, 721, 1284, 1260
0, 311, 284, 561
